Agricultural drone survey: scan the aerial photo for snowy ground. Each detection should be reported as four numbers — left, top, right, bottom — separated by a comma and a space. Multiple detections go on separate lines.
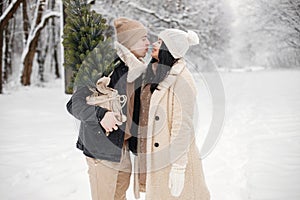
1, 70, 300, 200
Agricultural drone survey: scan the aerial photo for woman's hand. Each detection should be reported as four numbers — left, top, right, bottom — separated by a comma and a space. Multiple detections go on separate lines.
168, 163, 186, 197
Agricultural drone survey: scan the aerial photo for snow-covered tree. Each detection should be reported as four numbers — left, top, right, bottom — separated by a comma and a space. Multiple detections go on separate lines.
256, 0, 300, 51
232, 0, 300, 68
0, 0, 61, 93
91, 0, 231, 69
3, 1, 16, 83
35, 0, 60, 83
20, 0, 60, 85
0, 0, 23, 93
257, 0, 300, 67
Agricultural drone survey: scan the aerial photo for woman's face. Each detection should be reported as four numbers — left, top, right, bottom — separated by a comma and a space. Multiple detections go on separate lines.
151, 39, 162, 60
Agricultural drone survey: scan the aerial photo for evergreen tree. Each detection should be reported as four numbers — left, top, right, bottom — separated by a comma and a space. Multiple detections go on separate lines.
63, 0, 115, 93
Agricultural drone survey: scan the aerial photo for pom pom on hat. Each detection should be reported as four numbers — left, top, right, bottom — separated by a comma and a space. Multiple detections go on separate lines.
187, 30, 199, 46
158, 29, 199, 58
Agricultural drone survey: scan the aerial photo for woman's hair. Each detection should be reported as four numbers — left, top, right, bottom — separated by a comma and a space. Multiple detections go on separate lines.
144, 42, 178, 93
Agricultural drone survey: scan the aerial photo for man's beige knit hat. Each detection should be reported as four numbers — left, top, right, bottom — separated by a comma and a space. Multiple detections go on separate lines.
114, 17, 147, 49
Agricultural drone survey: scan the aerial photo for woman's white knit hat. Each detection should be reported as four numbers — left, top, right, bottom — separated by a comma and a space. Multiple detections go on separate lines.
158, 29, 199, 58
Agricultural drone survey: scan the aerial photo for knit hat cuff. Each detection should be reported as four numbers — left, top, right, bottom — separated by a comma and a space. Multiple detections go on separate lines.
117, 28, 147, 49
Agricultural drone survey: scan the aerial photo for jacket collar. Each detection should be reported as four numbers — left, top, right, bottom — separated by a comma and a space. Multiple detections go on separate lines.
150, 59, 185, 106
157, 59, 185, 90
114, 41, 147, 82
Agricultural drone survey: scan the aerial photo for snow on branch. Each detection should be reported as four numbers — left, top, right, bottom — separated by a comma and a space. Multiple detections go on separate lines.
0, 0, 22, 25
30, 0, 42, 37
21, 11, 60, 63
126, 2, 186, 29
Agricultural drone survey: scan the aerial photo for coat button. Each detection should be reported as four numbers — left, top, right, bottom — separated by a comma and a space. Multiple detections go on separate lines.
155, 116, 159, 121
154, 142, 159, 147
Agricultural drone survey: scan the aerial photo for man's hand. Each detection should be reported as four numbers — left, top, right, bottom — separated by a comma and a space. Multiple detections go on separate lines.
100, 112, 122, 132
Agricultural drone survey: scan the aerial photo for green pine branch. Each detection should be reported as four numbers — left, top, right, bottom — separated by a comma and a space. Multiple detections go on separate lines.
62, 0, 115, 92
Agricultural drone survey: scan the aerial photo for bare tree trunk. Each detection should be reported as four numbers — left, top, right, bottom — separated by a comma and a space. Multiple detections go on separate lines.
4, 21, 11, 82
4, 1, 14, 83
0, 32, 3, 93
51, 0, 60, 78
0, 0, 23, 93
21, 13, 59, 86
21, 0, 46, 86
53, 43, 60, 78
62, 2, 74, 94
37, 48, 46, 82
22, 0, 29, 42
10, 17, 16, 76
37, 33, 50, 82
0, 2, 3, 94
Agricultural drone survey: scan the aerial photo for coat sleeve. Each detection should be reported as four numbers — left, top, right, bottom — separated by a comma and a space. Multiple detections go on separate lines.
66, 86, 108, 123
169, 70, 197, 167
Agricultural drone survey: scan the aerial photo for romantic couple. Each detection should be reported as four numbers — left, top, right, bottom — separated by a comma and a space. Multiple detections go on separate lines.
66, 17, 210, 200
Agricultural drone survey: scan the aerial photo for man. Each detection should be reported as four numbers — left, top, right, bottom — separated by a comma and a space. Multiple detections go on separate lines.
66, 17, 150, 200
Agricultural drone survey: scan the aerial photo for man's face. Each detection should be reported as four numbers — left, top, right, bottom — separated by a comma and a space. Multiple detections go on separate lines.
129, 35, 150, 58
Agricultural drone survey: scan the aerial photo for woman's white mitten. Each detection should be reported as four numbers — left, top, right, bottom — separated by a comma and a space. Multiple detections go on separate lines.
168, 164, 186, 197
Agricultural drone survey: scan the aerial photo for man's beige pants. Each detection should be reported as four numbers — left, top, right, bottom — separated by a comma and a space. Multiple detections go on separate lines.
86, 146, 132, 200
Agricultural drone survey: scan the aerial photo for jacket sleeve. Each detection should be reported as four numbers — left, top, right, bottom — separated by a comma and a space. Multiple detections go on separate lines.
169, 71, 197, 167
66, 86, 108, 123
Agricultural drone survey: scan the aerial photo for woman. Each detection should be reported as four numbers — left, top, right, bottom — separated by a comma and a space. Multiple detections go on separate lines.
135, 29, 210, 199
